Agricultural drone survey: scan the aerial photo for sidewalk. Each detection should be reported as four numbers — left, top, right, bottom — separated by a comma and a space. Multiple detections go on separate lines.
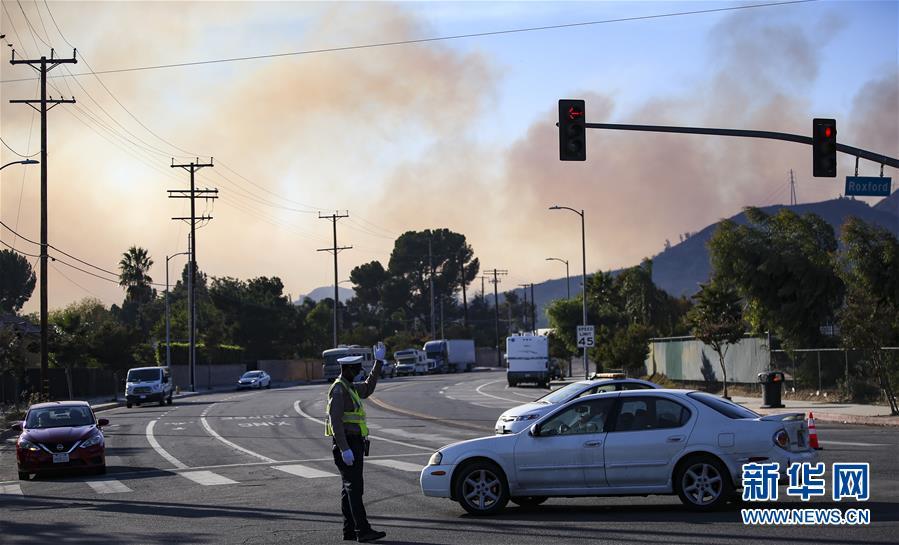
731, 395, 899, 427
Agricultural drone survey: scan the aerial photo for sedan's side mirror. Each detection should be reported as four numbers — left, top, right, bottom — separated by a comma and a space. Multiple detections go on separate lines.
11, 422, 23, 432
97, 418, 109, 427
529, 423, 539, 437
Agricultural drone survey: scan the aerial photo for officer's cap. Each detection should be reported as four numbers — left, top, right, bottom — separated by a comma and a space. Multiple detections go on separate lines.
338, 355, 364, 366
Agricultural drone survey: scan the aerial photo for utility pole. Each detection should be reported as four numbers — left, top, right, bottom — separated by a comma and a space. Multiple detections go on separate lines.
518, 284, 530, 333
486, 269, 508, 366
317, 212, 351, 347
168, 159, 217, 392
10, 48, 77, 399
459, 251, 469, 330
530, 283, 536, 334
789, 169, 797, 205
428, 236, 435, 337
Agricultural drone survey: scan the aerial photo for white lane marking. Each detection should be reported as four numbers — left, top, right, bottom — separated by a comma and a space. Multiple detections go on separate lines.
376, 428, 456, 443
294, 400, 434, 452
0, 484, 23, 495
822, 440, 890, 447
273, 464, 338, 478
367, 459, 423, 472
200, 415, 277, 463
181, 470, 237, 486
0, 452, 432, 487
475, 380, 523, 403
87, 480, 132, 494
146, 420, 188, 469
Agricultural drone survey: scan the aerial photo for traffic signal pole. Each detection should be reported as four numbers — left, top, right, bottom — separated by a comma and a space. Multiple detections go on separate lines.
582, 122, 899, 169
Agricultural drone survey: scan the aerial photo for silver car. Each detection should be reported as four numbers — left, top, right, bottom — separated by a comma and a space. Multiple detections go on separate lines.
236, 370, 271, 390
422, 389, 818, 515
495, 378, 660, 434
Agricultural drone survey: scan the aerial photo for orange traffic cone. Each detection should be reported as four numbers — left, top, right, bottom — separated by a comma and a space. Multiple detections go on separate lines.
808, 412, 822, 450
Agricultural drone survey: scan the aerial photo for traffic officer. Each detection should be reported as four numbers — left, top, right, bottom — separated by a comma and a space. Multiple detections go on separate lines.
326, 342, 387, 543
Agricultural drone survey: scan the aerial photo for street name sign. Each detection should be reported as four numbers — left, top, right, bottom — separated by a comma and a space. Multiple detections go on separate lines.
577, 325, 595, 348
845, 176, 892, 197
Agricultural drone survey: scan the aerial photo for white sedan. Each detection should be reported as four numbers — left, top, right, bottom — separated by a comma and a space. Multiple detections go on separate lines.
236, 371, 271, 390
495, 378, 660, 435
421, 389, 818, 515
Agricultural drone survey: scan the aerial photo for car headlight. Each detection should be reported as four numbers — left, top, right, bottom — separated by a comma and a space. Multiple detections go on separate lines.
80, 434, 103, 449
516, 413, 540, 421
18, 439, 40, 452
428, 451, 443, 466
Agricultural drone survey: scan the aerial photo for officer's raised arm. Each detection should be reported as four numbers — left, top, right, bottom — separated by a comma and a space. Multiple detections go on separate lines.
356, 342, 386, 399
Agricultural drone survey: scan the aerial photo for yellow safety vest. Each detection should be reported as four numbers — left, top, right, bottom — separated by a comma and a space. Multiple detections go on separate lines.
325, 377, 368, 437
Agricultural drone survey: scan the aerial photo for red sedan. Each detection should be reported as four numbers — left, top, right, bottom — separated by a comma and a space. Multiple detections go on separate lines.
12, 401, 109, 481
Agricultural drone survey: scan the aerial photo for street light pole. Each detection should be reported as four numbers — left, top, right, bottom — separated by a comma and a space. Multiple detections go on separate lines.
165, 249, 190, 369
550, 206, 589, 379
546, 257, 570, 299
0, 159, 39, 171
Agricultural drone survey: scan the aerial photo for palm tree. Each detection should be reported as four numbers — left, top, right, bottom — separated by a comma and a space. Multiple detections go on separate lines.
119, 246, 155, 303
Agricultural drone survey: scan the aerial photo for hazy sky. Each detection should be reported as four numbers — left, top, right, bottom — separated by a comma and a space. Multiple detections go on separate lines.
1, 0, 897, 314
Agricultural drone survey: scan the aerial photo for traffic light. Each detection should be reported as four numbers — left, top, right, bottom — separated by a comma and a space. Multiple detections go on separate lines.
559, 99, 586, 161
812, 118, 837, 177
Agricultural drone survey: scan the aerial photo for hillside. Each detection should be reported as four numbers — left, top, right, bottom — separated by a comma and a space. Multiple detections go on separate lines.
294, 286, 355, 305
520, 196, 899, 327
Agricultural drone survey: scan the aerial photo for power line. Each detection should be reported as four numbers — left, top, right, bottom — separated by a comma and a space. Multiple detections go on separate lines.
15, 0, 52, 49
0, 1, 816, 83
0, 135, 40, 157
0, 238, 40, 258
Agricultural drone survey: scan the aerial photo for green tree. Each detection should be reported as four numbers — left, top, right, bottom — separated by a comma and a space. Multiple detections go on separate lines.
708, 208, 843, 352
688, 281, 745, 399
0, 249, 36, 313
118, 246, 156, 304
838, 217, 899, 414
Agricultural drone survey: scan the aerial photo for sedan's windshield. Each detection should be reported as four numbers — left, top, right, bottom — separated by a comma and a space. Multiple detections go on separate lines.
242, 372, 262, 378
536, 382, 590, 404
127, 369, 160, 382
26, 406, 94, 429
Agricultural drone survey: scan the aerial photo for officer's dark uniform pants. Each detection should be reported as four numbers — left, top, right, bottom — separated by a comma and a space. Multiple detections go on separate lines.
332, 434, 370, 536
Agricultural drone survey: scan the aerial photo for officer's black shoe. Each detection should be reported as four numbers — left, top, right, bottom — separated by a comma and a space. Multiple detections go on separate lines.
357, 529, 387, 542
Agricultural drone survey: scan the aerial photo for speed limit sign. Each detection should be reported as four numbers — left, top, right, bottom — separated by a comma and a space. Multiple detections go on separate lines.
576, 325, 595, 348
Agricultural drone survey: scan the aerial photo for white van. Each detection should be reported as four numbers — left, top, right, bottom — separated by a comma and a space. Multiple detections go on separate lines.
125, 366, 173, 407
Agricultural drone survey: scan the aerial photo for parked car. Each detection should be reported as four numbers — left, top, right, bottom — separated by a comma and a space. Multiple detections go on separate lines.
125, 366, 173, 408
12, 401, 109, 481
381, 359, 396, 378
236, 370, 271, 390
494, 378, 660, 434
422, 389, 817, 515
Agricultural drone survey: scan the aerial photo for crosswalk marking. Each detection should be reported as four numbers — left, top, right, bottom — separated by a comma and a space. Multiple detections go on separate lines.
367, 459, 423, 472
180, 470, 238, 486
0, 484, 23, 495
87, 479, 132, 494
273, 464, 338, 478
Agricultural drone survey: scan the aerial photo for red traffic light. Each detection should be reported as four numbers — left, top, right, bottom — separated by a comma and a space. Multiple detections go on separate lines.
824, 126, 832, 138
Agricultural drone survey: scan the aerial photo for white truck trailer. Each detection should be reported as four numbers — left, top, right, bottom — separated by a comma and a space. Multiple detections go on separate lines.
423, 339, 476, 373
506, 335, 550, 387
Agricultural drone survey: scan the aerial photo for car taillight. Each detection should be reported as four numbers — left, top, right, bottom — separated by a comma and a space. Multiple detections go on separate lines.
774, 429, 790, 449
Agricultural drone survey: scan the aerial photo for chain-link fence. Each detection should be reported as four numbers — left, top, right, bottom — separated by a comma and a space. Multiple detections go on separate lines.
771, 348, 898, 402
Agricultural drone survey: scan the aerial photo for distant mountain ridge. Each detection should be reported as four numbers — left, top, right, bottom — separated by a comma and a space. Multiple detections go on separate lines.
295, 286, 354, 304
519, 195, 899, 328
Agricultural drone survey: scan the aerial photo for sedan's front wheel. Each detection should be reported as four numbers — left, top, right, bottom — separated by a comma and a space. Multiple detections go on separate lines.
455, 461, 509, 516
675, 455, 733, 511
18, 471, 29, 481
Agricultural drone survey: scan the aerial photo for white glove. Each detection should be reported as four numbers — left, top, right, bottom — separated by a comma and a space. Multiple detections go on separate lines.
341, 449, 355, 466
373, 342, 387, 361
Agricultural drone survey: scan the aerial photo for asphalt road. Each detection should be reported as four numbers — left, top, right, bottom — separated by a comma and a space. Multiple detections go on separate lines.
1, 370, 896, 544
